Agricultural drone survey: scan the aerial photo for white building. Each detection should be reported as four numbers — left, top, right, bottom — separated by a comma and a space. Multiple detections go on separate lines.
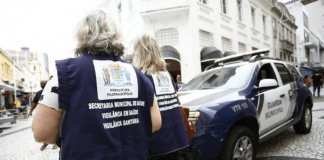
105, 0, 296, 82
271, 1, 298, 63
38, 53, 50, 80
286, 0, 324, 70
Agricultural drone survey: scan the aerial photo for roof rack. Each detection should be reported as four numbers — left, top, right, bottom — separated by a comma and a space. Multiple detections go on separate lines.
204, 48, 284, 71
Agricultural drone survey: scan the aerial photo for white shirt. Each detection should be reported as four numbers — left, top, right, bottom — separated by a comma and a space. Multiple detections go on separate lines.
38, 69, 61, 111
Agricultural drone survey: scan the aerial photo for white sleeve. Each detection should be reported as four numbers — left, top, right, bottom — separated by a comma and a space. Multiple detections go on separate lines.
38, 69, 62, 111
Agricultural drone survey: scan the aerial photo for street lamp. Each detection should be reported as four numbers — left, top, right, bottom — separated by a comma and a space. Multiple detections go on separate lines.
25, 81, 36, 106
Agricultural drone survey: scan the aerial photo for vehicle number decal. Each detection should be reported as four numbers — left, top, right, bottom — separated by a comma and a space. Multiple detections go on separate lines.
231, 102, 248, 112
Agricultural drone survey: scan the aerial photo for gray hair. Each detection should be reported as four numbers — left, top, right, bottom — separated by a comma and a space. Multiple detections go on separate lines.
74, 10, 124, 57
132, 33, 166, 75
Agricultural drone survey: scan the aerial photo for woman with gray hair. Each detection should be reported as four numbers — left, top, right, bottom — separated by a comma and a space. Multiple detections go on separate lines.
132, 33, 189, 160
32, 10, 161, 160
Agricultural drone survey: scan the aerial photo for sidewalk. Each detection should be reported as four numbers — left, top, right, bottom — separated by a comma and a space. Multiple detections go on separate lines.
308, 86, 324, 111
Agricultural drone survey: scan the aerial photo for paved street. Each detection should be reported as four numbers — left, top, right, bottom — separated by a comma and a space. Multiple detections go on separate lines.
0, 87, 323, 160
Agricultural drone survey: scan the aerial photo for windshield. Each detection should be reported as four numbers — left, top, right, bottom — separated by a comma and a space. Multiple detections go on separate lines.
181, 63, 255, 91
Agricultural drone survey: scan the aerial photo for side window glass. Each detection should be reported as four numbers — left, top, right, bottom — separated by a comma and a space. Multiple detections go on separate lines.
275, 63, 294, 85
287, 64, 300, 81
257, 63, 277, 87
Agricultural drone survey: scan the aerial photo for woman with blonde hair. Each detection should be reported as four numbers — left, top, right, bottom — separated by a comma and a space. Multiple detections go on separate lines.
133, 33, 189, 160
32, 10, 161, 160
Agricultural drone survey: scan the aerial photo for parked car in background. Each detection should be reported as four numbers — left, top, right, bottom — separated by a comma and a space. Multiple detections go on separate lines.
178, 49, 313, 160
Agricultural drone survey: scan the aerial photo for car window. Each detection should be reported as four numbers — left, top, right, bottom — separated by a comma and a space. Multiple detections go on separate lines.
181, 64, 255, 91
274, 63, 294, 85
257, 63, 277, 87
287, 64, 300, 76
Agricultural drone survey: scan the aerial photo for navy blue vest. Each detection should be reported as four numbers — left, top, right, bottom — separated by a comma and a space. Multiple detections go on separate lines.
56, 54, 154, 160
146, 72, 189, 156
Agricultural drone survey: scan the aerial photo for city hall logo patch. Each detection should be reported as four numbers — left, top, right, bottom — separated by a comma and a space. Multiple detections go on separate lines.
102, 63, 133, 87
155, 72, 170, 87
93, 60, 138, 100
153, 71, 175, 95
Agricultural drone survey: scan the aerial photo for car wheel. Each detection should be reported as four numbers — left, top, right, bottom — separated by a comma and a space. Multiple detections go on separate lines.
293, 103, 312, 134
220, 126, 256, 160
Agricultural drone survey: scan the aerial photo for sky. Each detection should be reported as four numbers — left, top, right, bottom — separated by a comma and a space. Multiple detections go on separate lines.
0, 0, 105, 75
0, 0, 293, 76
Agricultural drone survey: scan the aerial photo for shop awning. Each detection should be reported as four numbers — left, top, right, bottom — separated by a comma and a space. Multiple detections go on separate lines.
0, 82, 17, 92
161, 46, 180, 62
200, 46, 222, 62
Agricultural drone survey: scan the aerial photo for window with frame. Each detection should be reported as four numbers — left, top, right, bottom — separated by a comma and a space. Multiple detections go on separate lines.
304, 30, 309, 42
303, 12, 308, 29
273, 18, 277, 37
263, 15, 266, 34
257, 63, 278, 87
281, 25, 284, 40
221, 0, 227, 14
199, 0, 207, 4
280, 52, 283, 59
251, 7, 255, 28
199, 30, 214, 47
288, 31, 291, 42
275, 63, 294, 85
252, 47, 258, 51
287, 64, 300, 80
34, 66, 36, 71
222, 37, 232, 52
237, 0, 242, 21
238, 42, 246, 53
155, 28, 179, 46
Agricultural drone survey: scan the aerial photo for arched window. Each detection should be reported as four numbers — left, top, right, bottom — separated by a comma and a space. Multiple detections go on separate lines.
155, 28, 179, 46
34, 66, 36, 71
200, 30, 214, 47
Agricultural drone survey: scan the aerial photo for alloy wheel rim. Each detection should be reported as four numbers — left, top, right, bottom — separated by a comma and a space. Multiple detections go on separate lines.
305, 108, 311, 129
233, 136, 253, 160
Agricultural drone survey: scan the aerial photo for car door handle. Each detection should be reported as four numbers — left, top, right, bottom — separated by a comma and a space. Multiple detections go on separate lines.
280, 94, 285, 98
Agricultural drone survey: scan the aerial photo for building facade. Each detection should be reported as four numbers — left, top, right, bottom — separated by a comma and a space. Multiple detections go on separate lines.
271, 1, 298, 63
0, 48, 15, 108
286, 0, 324, 70
105, 0, 298, 82
8, 47, 38, 67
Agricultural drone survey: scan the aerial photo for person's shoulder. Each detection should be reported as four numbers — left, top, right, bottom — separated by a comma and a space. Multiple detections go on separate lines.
36, 90, 43, 95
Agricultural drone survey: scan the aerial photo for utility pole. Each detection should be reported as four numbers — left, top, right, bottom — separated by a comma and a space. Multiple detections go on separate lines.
276, 13, 292, 60
13, 61, 17, 102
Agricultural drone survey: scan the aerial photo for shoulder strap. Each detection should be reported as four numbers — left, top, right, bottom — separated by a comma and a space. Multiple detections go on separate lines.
55, 60, 70, 109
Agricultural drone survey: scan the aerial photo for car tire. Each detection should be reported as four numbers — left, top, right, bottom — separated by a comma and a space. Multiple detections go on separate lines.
220, 125, 256, 160
293, 103, 312, 134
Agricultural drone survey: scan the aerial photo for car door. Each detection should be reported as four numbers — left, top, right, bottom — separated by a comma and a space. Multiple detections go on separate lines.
256, 63, 289, 135
274, 63, 298, 121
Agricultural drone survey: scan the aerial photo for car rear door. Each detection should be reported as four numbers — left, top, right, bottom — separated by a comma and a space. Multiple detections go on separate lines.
273, 63, 298, 121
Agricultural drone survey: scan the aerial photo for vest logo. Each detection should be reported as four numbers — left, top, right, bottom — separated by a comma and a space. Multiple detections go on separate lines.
155, 72, 170, 87
93, 60, 138, 100
153, 71, 175, 95
102, 63, 133, 87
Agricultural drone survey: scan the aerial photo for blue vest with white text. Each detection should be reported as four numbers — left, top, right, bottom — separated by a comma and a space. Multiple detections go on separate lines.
56, 54, 154, 160
146, 72, 189, 156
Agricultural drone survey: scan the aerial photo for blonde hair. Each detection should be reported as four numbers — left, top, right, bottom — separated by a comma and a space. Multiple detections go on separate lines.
132, 33, 166, 75
74, 10, 124, 57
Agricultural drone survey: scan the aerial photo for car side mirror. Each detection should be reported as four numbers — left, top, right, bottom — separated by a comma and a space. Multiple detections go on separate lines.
254, 79, 278, 91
